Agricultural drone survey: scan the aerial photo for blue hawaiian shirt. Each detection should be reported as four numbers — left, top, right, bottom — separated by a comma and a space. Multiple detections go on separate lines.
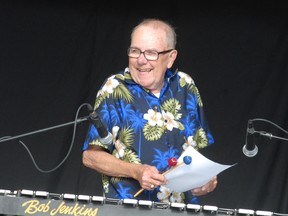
83, 67, 214, 204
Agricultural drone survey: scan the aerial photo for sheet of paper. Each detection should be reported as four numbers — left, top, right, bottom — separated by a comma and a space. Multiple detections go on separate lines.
164, 146, 236, 192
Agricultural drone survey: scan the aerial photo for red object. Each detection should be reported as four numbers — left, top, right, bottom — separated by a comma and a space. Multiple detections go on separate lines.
168, 157, 178, 166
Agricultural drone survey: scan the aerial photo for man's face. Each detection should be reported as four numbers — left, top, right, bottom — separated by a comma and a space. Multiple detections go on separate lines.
128, 25, 177, 94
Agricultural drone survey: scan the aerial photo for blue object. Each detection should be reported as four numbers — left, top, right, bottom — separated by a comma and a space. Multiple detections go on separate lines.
183, 155, 192, 164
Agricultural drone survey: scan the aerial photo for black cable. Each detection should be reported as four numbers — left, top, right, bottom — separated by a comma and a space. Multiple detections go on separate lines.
251, 118, 288, 135
0, 103, 93, 173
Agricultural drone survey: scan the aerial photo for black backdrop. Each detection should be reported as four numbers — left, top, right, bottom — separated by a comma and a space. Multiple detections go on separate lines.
1, 1, 288, 214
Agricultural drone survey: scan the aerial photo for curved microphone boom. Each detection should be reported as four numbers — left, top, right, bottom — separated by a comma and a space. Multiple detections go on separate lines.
89, 111, 113, 145
242, 120, 258, 157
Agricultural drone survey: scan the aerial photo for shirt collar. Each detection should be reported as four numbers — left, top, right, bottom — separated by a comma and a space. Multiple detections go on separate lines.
123, 67, 177, 85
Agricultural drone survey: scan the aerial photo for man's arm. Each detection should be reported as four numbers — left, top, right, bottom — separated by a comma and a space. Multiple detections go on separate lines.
82, 145, 167, 190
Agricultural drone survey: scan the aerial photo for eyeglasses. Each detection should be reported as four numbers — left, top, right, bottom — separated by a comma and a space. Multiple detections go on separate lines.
127, 47, 174, 61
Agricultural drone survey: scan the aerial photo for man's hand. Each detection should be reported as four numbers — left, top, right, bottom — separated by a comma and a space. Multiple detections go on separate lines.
137, 164, 168, 190
191, 176, 218, 196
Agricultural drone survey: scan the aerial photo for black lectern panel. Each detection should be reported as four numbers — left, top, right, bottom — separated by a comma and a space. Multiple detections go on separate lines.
0, 189, 272, 216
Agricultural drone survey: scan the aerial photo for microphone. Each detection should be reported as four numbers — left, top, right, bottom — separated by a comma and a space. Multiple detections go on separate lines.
89, 111, 113, 145
242, 120, 258, 157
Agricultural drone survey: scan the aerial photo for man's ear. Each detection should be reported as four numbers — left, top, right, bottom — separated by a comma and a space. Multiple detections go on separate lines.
167, 49, 178, 68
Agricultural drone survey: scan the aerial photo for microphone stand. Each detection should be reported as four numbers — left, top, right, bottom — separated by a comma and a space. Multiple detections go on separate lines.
0, 116, 90, 143
0, 102, 95, 144
250, 118, 288, 142
0, 103, 95, 173
255, 131, 288, 142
